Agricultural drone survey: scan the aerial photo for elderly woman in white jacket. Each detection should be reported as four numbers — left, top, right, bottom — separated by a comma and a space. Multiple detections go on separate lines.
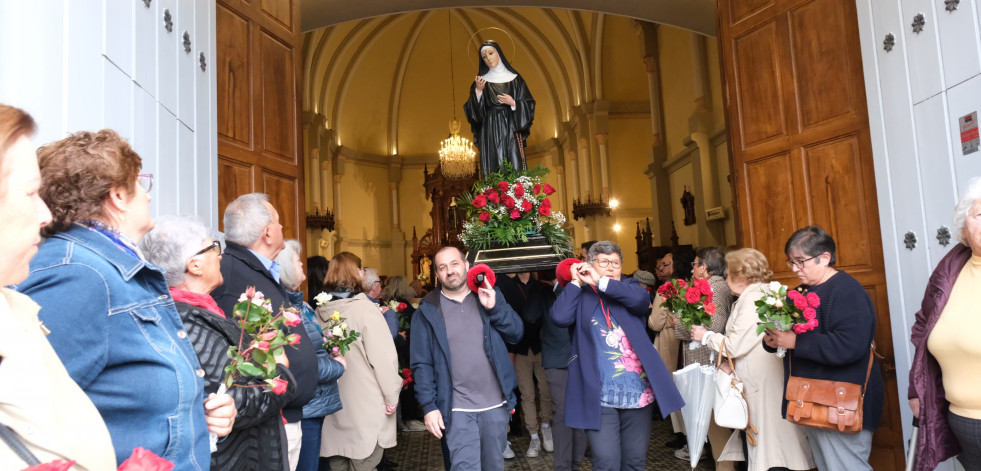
692, 248, 814, 471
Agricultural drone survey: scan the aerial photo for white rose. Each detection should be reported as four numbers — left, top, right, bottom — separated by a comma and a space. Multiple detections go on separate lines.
768, 281, 782, 292
765, 297, 776, 305
332, 326, 343, 337
775, 299, 784, 308
314, 292, 333, 306
341, 323, 348, 330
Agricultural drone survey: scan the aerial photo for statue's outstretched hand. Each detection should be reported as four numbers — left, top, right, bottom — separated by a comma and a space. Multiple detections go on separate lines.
475, 76, 486, 93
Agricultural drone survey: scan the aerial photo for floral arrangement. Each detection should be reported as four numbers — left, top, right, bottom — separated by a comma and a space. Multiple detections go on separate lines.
755, 282, 820, 357
29, 448, 174, 471
657, 278, 717, 330
399, 367, 413, 389
314, 292, 362, 356
460, 163, 571, 255
387, 299, 411, 331
225, 287, 302, 394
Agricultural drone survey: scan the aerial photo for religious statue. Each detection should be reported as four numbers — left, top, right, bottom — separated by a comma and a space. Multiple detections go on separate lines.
419, 255, 432, 284
681, 186, 696, 226
464, 40, 535, 177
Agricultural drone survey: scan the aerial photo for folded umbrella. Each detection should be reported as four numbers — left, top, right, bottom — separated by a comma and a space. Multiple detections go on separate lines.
905, 416, 919, 471
673, 362, 716, 469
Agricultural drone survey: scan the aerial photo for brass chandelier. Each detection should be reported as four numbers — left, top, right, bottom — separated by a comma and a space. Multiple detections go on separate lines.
437, 12, 476, 179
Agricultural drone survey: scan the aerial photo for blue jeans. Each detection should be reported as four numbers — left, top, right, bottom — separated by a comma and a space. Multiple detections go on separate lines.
297, 417, 325, 471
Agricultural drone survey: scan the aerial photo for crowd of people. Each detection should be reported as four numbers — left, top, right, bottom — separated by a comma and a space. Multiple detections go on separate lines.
2, 99, 980, 471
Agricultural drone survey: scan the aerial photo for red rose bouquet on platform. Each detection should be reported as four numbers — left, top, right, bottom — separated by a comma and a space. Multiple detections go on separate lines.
460, 163, 571, 255
658, 278, 717, 348
754, 281, 820, 357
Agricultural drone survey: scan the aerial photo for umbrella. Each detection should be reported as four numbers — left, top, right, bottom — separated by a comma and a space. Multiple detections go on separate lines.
673, 362, 716, 469
905, 416, 919, 471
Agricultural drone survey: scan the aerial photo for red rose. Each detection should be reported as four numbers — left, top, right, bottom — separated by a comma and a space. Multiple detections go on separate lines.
657, 282, 677, 298
504, 196, 516, 209
543, 183, 556, 195
270, 377, 289, 395
498, 181, 509, 192
479, 211, 491, 222
510, 210, 521, 219
684, 288, 701, 304
806, 292, 820, 308
541, 197, 552, 208
118, 447, 174, 471
793, 324, 807, 334
260, 331, 277, 341
538, 205, 551, 216
676, 279, 688, 289
283, 310, 302, 327
472, 194, 487, 208
787, 289, 803, 301
792, 295, 807, 309
521, 200, 533, 213
288, 334, 301, 346
256, 341, 271, 352
704, 303, 717, 315
514, 184, 525, 197
802, 307, 817, 320
806, 318, 819, 328
397, 302, 408, 311
487, 191, 500, 204
533, 184, 542, 194
694, 278, 712, 296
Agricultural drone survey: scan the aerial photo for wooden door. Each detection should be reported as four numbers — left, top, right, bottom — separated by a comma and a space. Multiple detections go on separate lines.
718, 0, 905, 467
216, 0, 304, 247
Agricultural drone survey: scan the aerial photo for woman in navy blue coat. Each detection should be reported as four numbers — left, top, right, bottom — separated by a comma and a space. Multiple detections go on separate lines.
550, 241, 683, 470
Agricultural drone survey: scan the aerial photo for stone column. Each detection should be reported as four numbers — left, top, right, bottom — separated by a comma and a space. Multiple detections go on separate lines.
578, 137, 591, 198
688, 32, 722, 246
308, 149, 321, 211
596, 133, 610, 199
567, 149, 581, 199
638, 21, 673, 245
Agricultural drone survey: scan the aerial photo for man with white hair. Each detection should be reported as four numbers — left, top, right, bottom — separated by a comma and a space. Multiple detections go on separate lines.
364, 267, 398, 338
209, 193, 319, 471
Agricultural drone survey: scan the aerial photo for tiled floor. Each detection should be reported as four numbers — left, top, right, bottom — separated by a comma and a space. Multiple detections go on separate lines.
385, 416, 716, 470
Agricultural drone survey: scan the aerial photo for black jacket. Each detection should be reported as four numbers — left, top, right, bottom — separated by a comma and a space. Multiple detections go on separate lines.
498, 275, 550, 355
175, 301, 295, 471
210, 241, 319, 422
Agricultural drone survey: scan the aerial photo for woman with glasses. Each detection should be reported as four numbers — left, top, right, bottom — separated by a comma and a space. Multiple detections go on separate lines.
141, 216, 301, 471
763, 226, 883, 470
551, 240, 684, 470
16, 130, 236, 469
671, 247, 734, 466
692, 249, 815, 471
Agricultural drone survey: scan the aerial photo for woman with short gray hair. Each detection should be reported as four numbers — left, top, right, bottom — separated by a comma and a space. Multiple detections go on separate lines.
274, 240, 346, 471
141, 215, 295, 471
909, 177, 981, 471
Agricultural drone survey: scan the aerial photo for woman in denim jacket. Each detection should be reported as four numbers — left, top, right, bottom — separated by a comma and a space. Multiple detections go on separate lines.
15, 130, 236, 469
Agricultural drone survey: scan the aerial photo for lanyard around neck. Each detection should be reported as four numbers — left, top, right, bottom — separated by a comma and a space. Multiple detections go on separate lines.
590, 285, 613, 329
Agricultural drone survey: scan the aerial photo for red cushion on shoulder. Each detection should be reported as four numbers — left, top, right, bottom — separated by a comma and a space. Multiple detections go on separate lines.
555, 258, 580, 287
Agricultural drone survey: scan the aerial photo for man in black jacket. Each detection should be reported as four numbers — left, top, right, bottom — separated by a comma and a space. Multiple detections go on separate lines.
210, 193, 318, 471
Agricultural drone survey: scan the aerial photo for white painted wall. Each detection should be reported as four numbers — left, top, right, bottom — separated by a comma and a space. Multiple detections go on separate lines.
0, 0, 218, 228
857, 0, 981, 468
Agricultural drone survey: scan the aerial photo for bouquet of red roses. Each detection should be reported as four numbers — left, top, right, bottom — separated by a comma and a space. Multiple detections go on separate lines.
755, 282, 820, 357
399, 367, 413, 389
657, 278, 717, 332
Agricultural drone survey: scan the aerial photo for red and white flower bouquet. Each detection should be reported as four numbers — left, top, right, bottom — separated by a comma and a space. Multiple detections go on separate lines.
754, 281, 820, 357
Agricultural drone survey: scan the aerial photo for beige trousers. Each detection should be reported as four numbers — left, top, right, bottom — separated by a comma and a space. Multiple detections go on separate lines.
514, 351, 553, 435
328, 444, 384, 471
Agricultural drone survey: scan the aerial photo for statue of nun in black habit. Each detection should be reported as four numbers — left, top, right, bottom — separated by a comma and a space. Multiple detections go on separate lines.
464, 40, 535, 177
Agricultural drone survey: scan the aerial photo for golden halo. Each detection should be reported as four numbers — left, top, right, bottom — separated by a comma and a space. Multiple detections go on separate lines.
467, 27, 516, 69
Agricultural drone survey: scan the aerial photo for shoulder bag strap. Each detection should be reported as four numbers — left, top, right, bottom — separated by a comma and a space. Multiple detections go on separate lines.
0, 422, 41, 466
861, 343, 875, 397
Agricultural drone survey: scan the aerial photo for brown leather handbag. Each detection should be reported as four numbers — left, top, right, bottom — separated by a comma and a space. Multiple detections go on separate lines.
784, 344, 875, 433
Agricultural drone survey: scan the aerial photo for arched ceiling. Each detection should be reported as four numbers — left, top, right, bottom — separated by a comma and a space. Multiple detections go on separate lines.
299, 0, 717, 36
302, 6, 712, 158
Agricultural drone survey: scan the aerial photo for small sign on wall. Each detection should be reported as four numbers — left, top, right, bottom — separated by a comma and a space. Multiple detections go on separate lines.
961, 111, 979, 155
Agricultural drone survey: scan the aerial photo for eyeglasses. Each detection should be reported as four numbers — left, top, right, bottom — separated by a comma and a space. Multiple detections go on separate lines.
193, 240, 222, 257
594, 259, 622, 268
785, 255, 817, 269
691, 261, 706, 267
137, 173, 154, 193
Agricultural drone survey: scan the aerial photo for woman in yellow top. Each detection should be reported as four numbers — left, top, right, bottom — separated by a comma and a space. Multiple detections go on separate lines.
0, 104, 116, 470
908, 177, 981, 471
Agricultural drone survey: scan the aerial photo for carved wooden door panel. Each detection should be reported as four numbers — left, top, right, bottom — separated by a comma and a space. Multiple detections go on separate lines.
216, 0, 304, 246
718, 0, 905, 467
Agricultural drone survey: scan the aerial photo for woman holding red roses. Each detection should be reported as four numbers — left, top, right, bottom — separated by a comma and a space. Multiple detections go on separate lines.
762, 226, 883, 470
692, 249, 815, 471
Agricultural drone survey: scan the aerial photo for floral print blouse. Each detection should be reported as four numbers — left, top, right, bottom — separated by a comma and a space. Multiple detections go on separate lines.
591, 307, 655, 409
